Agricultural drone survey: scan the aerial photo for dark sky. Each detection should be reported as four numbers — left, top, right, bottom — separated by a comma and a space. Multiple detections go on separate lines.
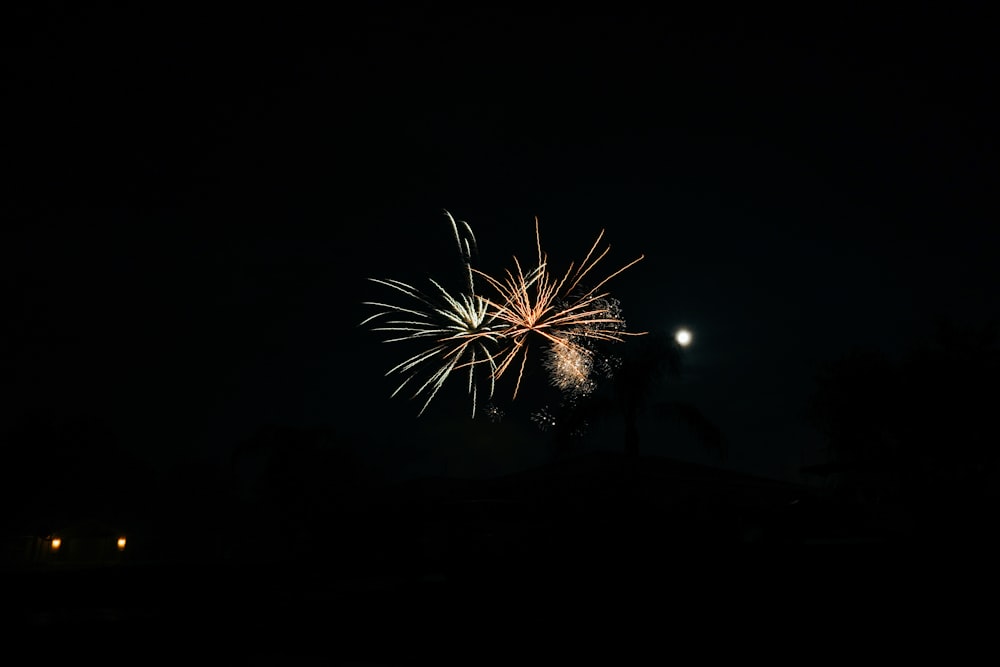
2, 3, 997, 484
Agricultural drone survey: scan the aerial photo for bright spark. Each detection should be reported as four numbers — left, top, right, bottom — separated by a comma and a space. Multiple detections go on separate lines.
544, 340, 596, 397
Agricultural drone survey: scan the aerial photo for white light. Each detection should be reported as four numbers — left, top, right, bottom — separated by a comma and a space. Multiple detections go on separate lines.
675, 328, 692, 347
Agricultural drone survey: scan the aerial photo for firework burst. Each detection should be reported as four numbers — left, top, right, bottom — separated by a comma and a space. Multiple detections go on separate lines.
360, 210, 504, 417
477, 217, 646, 400
543, 339, 596, 396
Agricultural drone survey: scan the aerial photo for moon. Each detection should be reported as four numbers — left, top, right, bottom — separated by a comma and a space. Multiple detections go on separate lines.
675, 328, 693, 347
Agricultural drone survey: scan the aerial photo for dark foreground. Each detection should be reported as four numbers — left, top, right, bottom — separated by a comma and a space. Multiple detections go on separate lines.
6, 450, 997, 661
4, 545, 992, 663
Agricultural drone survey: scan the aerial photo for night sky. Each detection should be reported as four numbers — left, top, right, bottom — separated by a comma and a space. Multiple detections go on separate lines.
3, 3, 997, 486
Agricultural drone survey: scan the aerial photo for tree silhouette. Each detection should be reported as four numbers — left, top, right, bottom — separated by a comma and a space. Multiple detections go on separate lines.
806, 346, 901, 504
543, 331, 725, 480
806, 318, 1000, 542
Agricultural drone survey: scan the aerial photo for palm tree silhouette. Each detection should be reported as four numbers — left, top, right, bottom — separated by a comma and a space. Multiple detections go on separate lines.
544, 330, 726, 484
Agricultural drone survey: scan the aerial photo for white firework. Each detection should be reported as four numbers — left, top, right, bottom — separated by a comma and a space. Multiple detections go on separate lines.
361, 210, 505, 417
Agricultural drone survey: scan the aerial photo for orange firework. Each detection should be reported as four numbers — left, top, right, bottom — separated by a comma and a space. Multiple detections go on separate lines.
476, 217, 646, 400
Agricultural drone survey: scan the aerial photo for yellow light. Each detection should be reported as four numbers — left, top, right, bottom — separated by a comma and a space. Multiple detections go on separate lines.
675, 328, 693, 347
117, 537, 127, 551
51, 538, 61, 551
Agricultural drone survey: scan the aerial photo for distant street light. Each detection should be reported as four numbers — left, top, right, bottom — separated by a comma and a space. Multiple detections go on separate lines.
675, 328, 693, 347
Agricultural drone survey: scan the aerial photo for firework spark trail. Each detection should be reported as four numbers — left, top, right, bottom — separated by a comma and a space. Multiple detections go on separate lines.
476, 216, 646, 400
360, 210, 505, 417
